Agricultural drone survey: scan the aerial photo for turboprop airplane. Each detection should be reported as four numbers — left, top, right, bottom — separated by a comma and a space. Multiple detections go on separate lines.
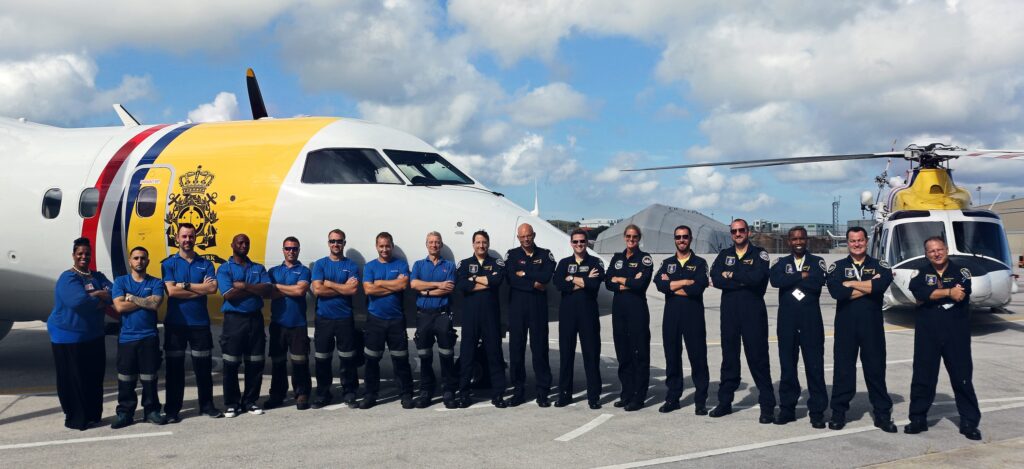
0, 69, 598, 343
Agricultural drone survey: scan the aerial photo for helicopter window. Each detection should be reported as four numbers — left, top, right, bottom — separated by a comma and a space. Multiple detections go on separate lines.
383, 150, 474, 186
135, 186, 157, 218
890, 222, 945, 263
952, 222, 1011, 265
79, 188, 99, 218
42, 188, 62, 219
301, 148, 402, 184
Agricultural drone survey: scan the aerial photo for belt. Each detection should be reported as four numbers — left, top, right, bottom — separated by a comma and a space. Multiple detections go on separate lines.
419, 308, 450, 315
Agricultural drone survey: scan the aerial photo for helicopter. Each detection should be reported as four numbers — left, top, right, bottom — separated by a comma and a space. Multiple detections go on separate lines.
624, 143, 1023, 311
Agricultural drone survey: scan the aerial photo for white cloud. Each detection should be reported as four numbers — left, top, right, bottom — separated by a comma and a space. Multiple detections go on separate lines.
444, 134, 582, 186
0, 1, 297, 56
0, 53, 151, 125
670, 167, 774, 213
187, 92, 239, 122
508, 82, 591, 127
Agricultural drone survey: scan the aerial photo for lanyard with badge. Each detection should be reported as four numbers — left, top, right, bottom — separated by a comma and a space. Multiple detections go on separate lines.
791, 256, 806, 301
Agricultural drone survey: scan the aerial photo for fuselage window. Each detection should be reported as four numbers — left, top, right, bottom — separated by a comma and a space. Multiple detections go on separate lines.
79, 188, 99, 218
136, 186, 157, 218
384, 149, 474, 185
301, 148, 403, 184
42, 188, 62, 219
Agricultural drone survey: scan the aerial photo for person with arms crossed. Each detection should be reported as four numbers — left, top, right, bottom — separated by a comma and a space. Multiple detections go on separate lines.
653, 225, 710, 415
161, 223, 223, 421
410, 231, 459, 409
111, 246, 168, 428
48, 237, 112, 430
265, 236, 313, 411
310, 229, 362, 409
361, 232, 415, 409
604, 224, 654, 411
505, 223, 556, 407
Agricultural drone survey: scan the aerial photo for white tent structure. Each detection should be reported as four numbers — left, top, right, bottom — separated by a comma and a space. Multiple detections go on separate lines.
594, 204, 731, 255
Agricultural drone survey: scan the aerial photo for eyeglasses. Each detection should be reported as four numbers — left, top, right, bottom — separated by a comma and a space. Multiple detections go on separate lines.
328, 239, 346, 245
624, 234, 639, 240
730, 228, 747, 234
571, 240, 588, 245
674, 234, 690, 240
283, 247, 299, 252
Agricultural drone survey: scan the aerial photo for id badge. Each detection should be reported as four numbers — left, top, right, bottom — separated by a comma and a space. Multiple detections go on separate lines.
84, 283, 96, 292
791, 288, 805, 301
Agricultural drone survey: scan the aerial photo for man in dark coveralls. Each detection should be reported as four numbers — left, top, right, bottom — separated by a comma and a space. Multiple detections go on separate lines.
709, 219, 777, 424
904, 236, 981, 440
769, 226, 827, 428
825, 227, 897, 433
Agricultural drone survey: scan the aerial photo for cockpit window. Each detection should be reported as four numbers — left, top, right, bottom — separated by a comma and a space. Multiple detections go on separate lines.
383, 150, 474, 186
952, 221, 1011, 265
301, 148, 402, 184
890, 222, 945, 264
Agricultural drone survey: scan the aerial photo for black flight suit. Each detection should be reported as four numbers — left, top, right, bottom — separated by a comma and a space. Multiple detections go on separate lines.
604, 249, 654, 407
653, 253, 710, 407
710, 244, 776, 412
907, 261, 980, 428
505, 246, 556, 400
826, 255, 894, 422
553, 254, 605, 405
456, 255, 507, 401
769, 253, 828, 420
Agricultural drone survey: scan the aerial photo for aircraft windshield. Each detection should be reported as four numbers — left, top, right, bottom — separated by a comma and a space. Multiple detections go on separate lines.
952, 221, 1011, 265
384, 150, 474, 186
890, 222, 945, 264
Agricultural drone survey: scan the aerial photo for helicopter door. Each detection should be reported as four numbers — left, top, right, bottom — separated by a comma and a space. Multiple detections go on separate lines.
120, 165, 175, 272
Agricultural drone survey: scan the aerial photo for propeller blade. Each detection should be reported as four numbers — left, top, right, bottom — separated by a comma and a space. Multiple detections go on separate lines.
622, 152, 900, 172
246, 68, 268, 120
937, 149, 1024, 160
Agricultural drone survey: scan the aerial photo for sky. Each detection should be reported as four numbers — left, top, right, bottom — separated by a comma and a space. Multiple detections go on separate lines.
3, 0, 1024, 225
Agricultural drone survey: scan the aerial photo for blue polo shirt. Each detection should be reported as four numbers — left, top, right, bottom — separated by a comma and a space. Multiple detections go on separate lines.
311, 256, 360, 319
269, 261, 311, 327
363, 258, 409, 320
161, 253, 216, 326
112, 274, 164, 343
410, 256, 456, 310
217, 257, 271, 314
47, 270, 112, 344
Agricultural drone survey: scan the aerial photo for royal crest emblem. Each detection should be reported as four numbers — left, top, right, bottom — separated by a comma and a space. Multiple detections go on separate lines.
166, 165, 219, 250
725, 256, 736, 266
469, 263, 479, 274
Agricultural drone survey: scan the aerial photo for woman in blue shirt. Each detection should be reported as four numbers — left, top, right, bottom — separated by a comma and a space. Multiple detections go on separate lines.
48, 237, 112, 430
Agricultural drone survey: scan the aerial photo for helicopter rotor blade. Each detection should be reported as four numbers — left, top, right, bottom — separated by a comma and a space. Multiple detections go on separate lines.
936, 149, 1024, 160
621, 152, 900, 172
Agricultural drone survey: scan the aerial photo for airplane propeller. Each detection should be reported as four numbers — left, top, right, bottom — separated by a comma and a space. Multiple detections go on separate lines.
246, 68, 269, 120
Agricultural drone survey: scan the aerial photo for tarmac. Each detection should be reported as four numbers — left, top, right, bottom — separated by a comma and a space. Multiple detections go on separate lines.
1, 255, 1022, 468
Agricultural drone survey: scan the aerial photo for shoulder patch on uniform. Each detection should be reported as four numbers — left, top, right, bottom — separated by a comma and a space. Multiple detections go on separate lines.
642, 255, 653, 267
456, 260, 462, 269
960, 267, 971, 279
614, 259, 623, 270
759, 251, 769, 262
548, 251, 555, 262
827, 263, 837, 274
495, 258, 505, 267
879, 260, 890, 269
597, 259, 605, 269
819, 259, 827, 271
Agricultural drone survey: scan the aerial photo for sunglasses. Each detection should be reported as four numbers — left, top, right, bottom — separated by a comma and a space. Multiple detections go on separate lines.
571, 240, 588, 245
624, 234, 639, 240
674, 234, 690, 240
730, 228, 747, 234
328, 239, 346, 245
283, 247, 300, 252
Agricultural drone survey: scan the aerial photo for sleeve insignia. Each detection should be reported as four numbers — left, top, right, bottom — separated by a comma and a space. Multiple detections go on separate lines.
827, 263, 837, 274
642, 255, 653, 267
759, 251, 769, 262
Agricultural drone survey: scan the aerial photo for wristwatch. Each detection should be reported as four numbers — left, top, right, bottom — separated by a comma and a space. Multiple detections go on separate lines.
422, 289, 429, 296
183, 282, 191, 291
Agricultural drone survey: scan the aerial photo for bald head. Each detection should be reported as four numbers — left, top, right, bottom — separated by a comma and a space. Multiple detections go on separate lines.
517, 223, 536, 250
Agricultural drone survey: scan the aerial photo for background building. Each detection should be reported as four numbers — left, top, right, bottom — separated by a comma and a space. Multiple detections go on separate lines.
594, 204, 730, 254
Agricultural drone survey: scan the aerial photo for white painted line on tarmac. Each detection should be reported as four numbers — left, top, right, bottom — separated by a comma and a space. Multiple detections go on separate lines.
322, 403, 353, 411
593, 402, 1024, 469
435, 402, 495, 412
0, 431, 173, 451
821, 358, 914, 371
555, 413, 614, 442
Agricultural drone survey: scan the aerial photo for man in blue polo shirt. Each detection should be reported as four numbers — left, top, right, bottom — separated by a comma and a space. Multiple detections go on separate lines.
409, 231, 457, 409
360, 231, 413, 410
217, 233, 272, 418
310, 229, 362, 409
161, 223, 222, 421
265, 236, 312, 411
111, 246, 167, 429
